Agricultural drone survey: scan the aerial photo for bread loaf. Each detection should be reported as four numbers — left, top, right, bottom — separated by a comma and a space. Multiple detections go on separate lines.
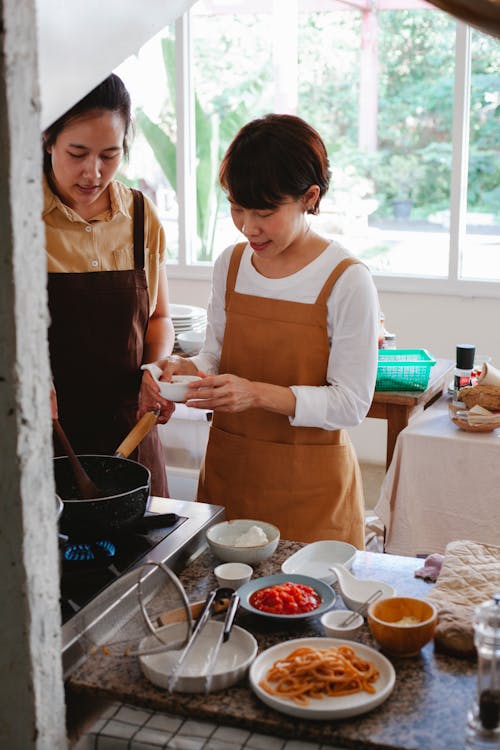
457, 384, 500, 411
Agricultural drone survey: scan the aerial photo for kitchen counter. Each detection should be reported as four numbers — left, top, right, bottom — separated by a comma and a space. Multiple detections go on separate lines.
68, 542, 476, 750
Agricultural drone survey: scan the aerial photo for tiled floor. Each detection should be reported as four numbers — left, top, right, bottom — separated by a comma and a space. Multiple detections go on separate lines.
73, 702, 346, 750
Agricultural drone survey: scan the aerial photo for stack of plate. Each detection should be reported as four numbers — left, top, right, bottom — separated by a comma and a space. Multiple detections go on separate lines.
171, 304, 207, 350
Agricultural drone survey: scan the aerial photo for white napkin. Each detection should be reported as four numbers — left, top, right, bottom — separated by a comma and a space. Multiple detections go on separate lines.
477, 361, 500, 386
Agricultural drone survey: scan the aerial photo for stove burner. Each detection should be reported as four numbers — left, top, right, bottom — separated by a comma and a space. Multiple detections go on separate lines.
60, 510, 188, 624
64, 539, 116, 562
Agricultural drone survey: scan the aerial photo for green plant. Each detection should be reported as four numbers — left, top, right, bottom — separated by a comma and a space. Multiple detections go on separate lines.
135, 36, 254, 261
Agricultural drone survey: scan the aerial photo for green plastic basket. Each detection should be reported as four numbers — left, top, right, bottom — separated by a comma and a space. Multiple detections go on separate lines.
375, 349, 436, 392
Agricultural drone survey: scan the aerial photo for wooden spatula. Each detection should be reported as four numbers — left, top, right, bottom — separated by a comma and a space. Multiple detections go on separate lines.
52, 419, 103, 499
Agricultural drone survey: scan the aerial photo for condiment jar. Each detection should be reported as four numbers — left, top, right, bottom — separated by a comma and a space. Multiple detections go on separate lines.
454, 344, 476, 404
465, 594, 500, 748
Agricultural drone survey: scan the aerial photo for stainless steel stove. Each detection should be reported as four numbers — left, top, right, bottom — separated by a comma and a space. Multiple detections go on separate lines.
61, 496, 224, 677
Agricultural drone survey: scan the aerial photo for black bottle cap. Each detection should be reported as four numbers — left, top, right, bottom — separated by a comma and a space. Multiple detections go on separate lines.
456, 344, 476, 370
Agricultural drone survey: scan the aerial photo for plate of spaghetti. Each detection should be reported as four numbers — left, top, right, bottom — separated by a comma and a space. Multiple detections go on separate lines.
249, 637, 395, 719
237, 574, 335, 621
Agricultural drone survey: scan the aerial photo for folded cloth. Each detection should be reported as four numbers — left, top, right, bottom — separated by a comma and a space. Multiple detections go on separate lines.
414, 553, 444, 582
426, 539, 500, 658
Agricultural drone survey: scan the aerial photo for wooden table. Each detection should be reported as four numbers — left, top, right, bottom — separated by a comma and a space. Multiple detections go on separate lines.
368, 358, 454, 469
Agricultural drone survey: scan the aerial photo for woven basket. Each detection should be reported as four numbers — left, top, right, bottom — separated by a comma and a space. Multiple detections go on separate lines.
451, 417, 500, 433
457, 385, 500, 411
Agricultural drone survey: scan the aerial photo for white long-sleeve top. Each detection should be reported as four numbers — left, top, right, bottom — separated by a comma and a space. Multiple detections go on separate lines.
190, 240, 380, 430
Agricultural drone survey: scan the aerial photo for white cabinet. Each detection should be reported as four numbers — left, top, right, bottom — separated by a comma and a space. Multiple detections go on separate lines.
158, 404, 211, 502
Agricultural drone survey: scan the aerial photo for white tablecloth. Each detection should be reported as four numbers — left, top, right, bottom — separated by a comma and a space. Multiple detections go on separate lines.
375, 396, 500, 556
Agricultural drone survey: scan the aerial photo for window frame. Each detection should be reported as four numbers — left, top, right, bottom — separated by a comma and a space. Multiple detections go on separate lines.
167, 10, 500, 299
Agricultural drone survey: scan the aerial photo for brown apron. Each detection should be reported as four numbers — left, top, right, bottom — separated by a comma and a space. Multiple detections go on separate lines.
47, 189, 168, 497
198, 242, 365, 547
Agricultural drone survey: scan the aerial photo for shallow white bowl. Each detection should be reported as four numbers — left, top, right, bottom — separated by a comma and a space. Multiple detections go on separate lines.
214, 562, 253, 589
206, 519, 280, 564
177, 330, 205, 356
281, 540, 356, 584
320, 610, 364, 640
139, 620, 258, 693
157, 375, 202, 402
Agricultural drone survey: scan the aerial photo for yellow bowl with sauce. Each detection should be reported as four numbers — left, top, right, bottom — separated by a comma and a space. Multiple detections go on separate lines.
367, 596, 437, 657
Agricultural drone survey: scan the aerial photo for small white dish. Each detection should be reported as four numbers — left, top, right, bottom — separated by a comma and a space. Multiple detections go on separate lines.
281, 540, 356, 584
320, 610, 364, 640
177, 330, 205, 356
214, 562, 253, 589
158, 375, 202, 402
139, 620, 258, 693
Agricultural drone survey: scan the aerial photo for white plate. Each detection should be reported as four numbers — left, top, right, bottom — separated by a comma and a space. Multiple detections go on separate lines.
281, 541, 356, 584
249, 636, 395, 719
170, 304, 207, 320
140, 621, 258, 693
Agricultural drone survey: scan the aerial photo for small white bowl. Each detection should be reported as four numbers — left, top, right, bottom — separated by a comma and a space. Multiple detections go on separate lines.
214, 562, 253, 589
158, 375, 202, 402
206, 519, 280, 564
177, 330, 205, 356
320, 610, 364, 640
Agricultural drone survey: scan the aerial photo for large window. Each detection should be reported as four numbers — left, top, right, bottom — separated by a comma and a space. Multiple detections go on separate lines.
115, 1, 500, 295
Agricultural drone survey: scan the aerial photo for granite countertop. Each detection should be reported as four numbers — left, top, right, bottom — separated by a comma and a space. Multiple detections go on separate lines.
68, 542, 476, 750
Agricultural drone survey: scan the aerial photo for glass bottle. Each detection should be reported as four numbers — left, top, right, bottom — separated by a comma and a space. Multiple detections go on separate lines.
454, 344, 476, 401
465, 594, 500, 748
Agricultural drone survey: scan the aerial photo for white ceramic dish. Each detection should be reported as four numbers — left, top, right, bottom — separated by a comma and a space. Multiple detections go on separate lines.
157, 375, 202, 402
320, 610, 364, 640
237, 573, 335, 621
206, 519, 280, 564
281, 540, 356, 584
177, 330, 205, 356
139, 620, 258, 693
329, 563, 396, 611
249, 636, 395, 719
214, 562, 253, 589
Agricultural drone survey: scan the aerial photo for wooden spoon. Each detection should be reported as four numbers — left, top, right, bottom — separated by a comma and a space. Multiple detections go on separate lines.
52, 419, 103, 499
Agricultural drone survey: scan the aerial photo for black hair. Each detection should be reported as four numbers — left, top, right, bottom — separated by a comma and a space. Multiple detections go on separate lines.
219, 114, 331, 214
42, 73, 132, 180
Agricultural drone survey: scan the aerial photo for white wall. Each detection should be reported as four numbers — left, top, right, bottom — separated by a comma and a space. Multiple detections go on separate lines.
36, 0, 196, 129
168, 275, 500, 463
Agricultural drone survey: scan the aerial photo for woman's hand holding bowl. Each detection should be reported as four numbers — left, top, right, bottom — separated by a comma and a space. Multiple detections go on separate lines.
137, 369, 175, 424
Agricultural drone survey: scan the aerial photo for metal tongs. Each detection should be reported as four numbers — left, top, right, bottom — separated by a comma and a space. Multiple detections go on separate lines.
168, 587, 240, 693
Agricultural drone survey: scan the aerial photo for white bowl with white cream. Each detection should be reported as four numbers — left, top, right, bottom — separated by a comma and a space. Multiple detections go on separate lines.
206, 519, 280, 564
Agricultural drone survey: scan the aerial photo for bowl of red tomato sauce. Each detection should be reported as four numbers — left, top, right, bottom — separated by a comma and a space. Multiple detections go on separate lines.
237, 573, 336, 621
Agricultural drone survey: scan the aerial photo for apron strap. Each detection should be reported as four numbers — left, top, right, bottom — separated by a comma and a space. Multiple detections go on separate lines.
315, 257, 361, 305
225, 242, 247, 309
131, 189, 145, 270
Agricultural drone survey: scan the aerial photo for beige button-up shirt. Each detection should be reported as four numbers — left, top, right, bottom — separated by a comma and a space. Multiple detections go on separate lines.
43, 178, 166, 313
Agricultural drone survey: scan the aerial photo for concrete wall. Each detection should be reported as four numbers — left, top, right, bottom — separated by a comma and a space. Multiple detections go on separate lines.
0, 0, 66, 746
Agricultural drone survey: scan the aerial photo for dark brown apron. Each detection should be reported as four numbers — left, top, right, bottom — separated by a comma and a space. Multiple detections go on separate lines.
47, 189, 168, 497
198, 242, 365, 546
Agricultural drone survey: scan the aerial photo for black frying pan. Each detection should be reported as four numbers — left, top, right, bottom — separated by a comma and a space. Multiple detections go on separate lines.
55, 412, 156, 536
55, 454, 151, 535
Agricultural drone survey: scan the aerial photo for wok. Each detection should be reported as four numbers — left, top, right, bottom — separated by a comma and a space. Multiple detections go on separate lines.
55, 411, 156, 536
